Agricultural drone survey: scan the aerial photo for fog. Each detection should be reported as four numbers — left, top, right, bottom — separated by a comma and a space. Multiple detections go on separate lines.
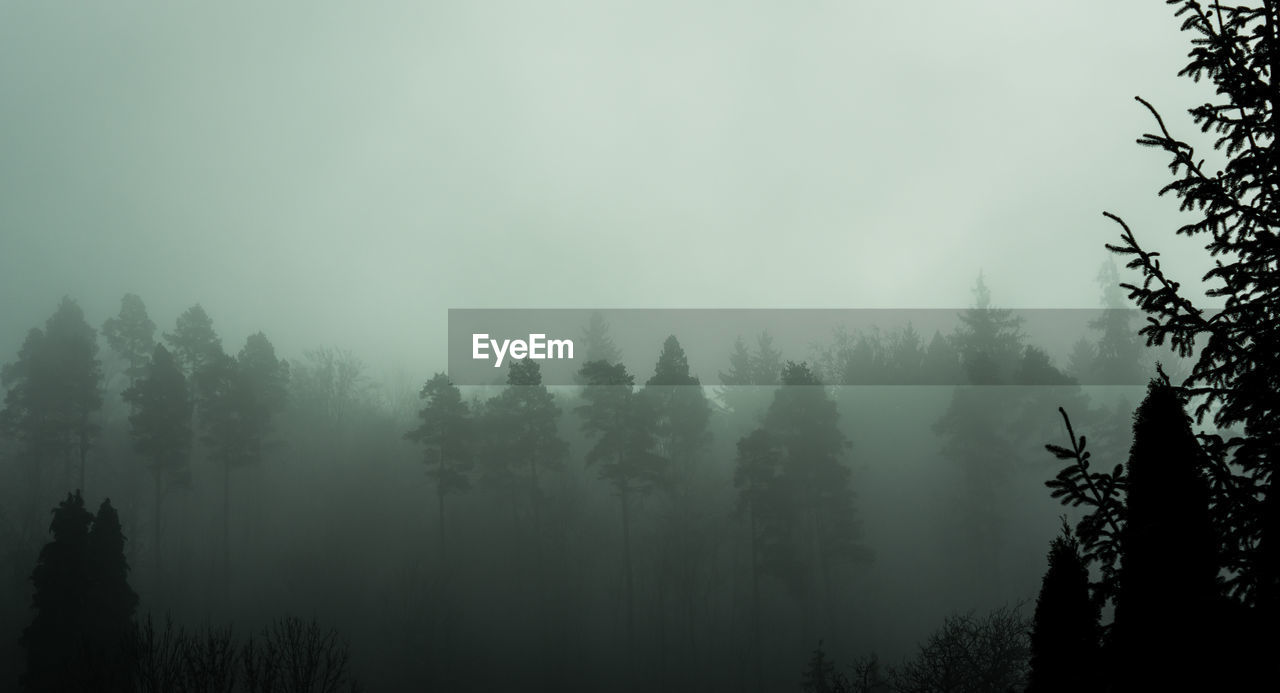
0, 1, 1252, 692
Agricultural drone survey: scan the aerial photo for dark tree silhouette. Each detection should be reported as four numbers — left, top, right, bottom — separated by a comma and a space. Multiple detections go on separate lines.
758, 362, 864, 638
478, 358, 566, 555
84, 498, 138, 688
576, 359, 661, 651
1026, 524, 1100, 693
21, 491, 94, 691
200, 332, 289, 597
1098, 0, 1280, 619
405, 372, 473, 567
21, 493, 136, 692
122, 345, 193, 593
1111, 379, 1218, 691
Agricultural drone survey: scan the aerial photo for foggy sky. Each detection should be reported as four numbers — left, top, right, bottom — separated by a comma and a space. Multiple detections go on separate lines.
0, 1, 1220, 380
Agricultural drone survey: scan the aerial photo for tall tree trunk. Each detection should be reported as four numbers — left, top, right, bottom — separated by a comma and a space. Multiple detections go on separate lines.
749, 503, 762, 693
621, 485, 634, 649
154, 468, 163, 599
223, 460, 231, 602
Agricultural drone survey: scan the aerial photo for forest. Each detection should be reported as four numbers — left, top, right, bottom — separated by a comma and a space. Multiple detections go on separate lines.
3, 0, 1280, 691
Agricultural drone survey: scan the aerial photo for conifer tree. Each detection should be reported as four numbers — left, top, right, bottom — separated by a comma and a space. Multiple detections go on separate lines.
576, 360, 661, 648
405, 373, 473, 566
122, 345, 192, 591
0, 298, 103, 499
1112, 379, 1218, 690
1027, 525, 1100, 693
101, 293, 156, 391
21, 491, 94, 691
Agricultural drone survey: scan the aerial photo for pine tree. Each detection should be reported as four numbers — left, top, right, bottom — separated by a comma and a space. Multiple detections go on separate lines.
200, 332, 288, 596
164, 305, 223, 382
122, 345, 192, 593
759, 362, 865, 635
478, 358, 566, 551
0, 298, 103, 501
1027, 524, 1100, 693
576, 360, 662, 649
405, 373, 473, 567
101, 293, 156, 391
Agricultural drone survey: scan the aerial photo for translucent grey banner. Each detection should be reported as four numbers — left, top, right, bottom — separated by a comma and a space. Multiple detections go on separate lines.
447, 309, 1186, 387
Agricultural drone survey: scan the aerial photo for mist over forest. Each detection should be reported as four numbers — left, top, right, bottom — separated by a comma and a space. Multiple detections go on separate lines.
3, 1, 1280, 692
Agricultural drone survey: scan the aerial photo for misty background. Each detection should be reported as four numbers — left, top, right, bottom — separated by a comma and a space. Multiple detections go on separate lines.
0, 1, 1231, 692
1, 0, 1218, 378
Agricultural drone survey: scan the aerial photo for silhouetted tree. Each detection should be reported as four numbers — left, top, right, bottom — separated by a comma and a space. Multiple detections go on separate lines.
576, 360, 661, 649
405, 373, 473, 567
0, 298, 103, 501
200, 332, 289, 595
84, 498, 138, 688
122, 345, 193, 592
1026, 524, 1100, 693
21, 492, 136, 692
760, 362, 864, 634
479, 358, 566, 553
954, 273, 1023, 385
21, 491, 94, 691
1111, 379, 1218, 691
102, 293, 157, 393
733, 428, 784, 683
642, 336, 712, 679
164, 305, 223, 383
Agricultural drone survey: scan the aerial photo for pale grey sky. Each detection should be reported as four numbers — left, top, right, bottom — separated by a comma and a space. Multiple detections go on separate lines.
0, 1, 1221, 378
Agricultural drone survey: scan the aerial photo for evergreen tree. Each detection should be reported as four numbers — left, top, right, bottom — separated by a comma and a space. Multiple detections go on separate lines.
954, 273, 1023, 385
920, 330, 962, 385
0, 298, 103, 500
1112, 380, 1218, 691
641, 336, 712, 677
479, 358, 566, 549
1089, 261, 1145, 385
200, 332, 288, 595
84, 498, 137, 689
101, 293, 156, 391
164, 304, 223, 380
1027, 524, 1100, 693
580, 311, 622, 365
759, 362, 864, 630
21, 491, 94, 692
576, 360, 662, 648
21, 493, 136, 691
1098, 1, 1280, 619
122, 345, 192, 592
405, 373, 473, 566
733, 428, 785, 680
